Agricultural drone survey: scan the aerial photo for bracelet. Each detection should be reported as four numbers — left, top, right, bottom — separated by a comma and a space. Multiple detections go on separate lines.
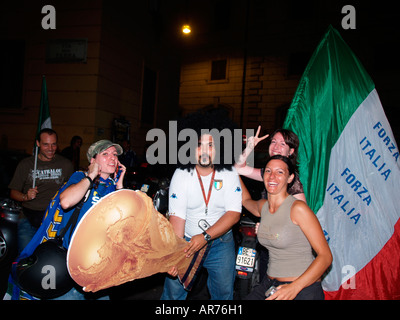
83, 175, 94, 189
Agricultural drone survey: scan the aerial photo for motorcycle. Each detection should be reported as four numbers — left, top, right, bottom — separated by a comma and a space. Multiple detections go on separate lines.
234, 211, 260, 299
0, 198, 21, 297
152, 177, 170, 215
124, 162, 172, 215
234, 176, 264, 300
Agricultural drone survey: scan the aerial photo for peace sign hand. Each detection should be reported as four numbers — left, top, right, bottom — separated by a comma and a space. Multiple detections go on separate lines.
246, 125, 269, 150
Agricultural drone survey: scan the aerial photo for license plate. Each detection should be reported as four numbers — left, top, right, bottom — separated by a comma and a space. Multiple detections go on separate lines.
236, 246, 256, 268
140, 184, 149, 193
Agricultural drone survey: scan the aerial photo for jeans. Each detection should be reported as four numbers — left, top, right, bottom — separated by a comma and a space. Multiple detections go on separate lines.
17, 218, 38, 254
161, 231, 236, 300
50, 287, 109, 300
244, 274, 325, 300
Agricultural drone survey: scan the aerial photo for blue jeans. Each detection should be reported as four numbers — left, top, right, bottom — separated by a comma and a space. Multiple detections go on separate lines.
50, 287, 109, 300
17, 218, 38, 254
161, 231, 236, 300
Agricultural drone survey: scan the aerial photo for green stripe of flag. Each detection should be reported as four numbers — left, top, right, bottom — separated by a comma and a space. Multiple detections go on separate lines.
283, 25, 375, 213
36, 75, 52, 140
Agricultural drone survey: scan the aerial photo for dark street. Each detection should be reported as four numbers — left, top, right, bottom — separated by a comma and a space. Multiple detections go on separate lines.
1, 0, 399, 302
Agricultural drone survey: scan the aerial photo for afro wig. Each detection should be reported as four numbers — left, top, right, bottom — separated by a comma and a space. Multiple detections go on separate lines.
175, 108, 239, 172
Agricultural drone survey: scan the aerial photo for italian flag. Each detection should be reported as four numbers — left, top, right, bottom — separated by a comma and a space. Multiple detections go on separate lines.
284, 26, 400, 299
36, 75, 52, 137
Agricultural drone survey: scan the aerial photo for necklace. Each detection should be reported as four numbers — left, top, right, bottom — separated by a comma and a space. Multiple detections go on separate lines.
195, 168, 216, 215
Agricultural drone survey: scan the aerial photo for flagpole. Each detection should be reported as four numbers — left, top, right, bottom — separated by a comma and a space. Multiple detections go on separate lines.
33, 144, 38, 188
33, 75, 49, 188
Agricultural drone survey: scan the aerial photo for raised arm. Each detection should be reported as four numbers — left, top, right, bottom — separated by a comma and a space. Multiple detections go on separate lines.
234, 126, 268, 181
240, 177, 265, 218
59, 160, 99, 209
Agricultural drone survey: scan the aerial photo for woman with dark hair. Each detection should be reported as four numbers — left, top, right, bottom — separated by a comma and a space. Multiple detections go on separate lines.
235, 126, 306, 202
235, 127, 306, 282
242, 155, 332, 300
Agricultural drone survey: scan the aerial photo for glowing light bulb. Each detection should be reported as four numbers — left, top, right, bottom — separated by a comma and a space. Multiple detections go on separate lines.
182, 24, 191, 34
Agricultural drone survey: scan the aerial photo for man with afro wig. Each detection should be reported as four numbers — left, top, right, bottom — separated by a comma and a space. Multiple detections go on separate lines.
161, 109, 242, 300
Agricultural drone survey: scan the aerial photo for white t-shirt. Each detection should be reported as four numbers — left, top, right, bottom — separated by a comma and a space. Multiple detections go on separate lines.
168, 167, 242, 237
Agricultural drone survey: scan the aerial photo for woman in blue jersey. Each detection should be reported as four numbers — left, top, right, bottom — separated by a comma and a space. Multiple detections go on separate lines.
52, 140, 126, 299
8, 140, 126, 300
57, 140, 126, 248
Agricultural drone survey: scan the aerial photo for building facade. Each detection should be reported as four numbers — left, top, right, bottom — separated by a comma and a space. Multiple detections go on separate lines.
1, 0, 398, 168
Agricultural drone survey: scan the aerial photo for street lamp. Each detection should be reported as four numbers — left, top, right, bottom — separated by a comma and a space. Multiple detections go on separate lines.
182, 24, 191, 35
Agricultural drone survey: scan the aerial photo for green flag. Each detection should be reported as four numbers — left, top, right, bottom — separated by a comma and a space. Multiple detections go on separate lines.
36, 75, 52, 139
284, 25, 400, 299
33, 75, 52, 187
284, 25, 374, 213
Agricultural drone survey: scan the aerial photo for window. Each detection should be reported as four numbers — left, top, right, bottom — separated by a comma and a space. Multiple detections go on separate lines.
0, 40, 25, 109
210, 59, 227, 81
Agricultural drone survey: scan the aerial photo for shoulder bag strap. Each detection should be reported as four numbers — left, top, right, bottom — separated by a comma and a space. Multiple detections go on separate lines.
57, 186, 93, 241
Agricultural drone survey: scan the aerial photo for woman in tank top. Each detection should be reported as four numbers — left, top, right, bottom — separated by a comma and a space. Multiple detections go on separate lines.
242, 155, 332, 300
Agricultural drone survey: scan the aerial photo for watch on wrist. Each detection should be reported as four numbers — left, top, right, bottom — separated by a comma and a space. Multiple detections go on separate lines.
202, 231, 211, 241
83, 175, 94, 189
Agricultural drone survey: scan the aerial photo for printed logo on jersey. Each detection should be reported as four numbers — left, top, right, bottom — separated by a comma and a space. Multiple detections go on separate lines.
214, 179, 223, 190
